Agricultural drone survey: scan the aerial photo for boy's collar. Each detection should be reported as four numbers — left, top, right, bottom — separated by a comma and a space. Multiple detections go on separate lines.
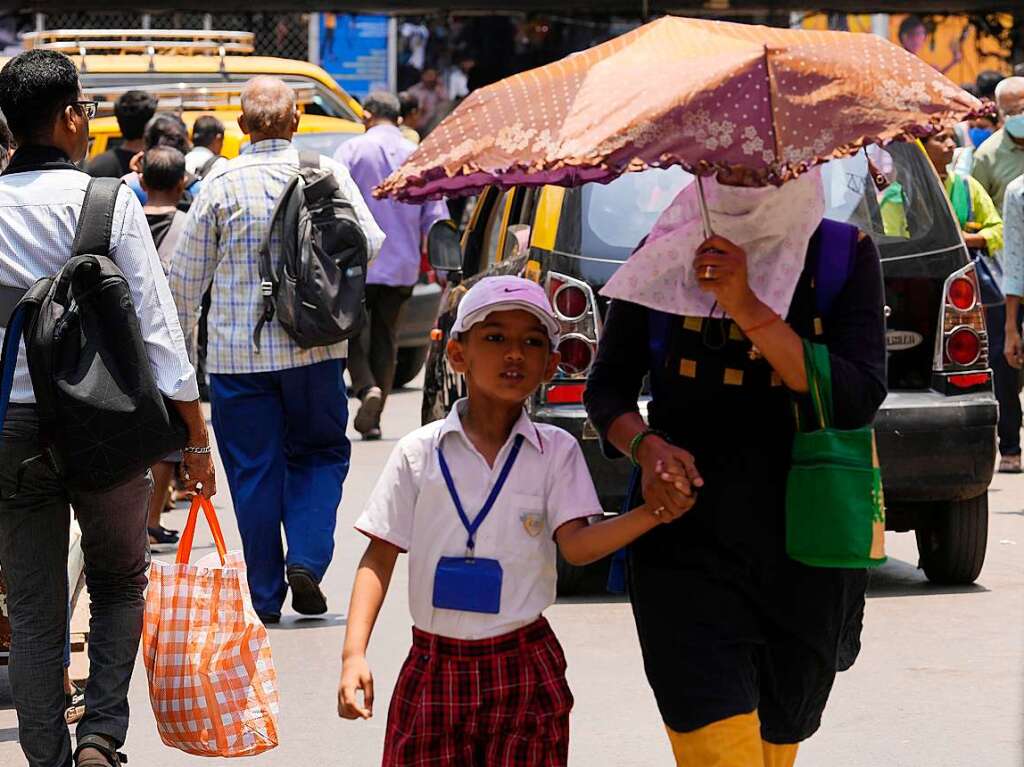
440, 398, 544, 454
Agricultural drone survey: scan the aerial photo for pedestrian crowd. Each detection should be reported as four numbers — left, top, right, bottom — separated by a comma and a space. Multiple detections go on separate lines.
0, 38, 1020, 767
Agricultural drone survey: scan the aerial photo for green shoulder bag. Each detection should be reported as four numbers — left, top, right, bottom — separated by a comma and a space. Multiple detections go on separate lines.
785, 340, 887, 569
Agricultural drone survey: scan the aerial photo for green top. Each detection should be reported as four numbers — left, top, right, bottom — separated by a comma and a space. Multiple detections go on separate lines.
971, 128, 1024, 212
944, 173, 1004, 256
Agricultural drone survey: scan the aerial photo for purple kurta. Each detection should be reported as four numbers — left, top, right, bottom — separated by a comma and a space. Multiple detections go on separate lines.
335, 124, 449, 287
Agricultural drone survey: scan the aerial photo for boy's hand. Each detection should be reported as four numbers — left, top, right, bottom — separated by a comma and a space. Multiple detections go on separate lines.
649, 463, 696, 522
338, 655, 374, 720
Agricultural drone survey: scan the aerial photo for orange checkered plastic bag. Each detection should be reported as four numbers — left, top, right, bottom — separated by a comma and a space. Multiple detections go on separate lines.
142, 496, 280, 756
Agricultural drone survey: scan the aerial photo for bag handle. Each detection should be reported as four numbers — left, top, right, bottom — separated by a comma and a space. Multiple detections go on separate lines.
176, 495, 228, 566
798, 340, 835, 432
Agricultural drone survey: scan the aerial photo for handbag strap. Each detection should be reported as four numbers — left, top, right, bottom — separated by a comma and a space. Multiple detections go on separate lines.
176, 495, 228, 565
799, 340, 835, 432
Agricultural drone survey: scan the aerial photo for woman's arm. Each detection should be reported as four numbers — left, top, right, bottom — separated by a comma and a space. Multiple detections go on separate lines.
695, 234, 887, 426
586, 299, 704, 513
694, 235, 809, 392
337, 538, 401, 720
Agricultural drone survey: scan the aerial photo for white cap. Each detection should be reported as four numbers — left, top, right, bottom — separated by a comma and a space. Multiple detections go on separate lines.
451, 275, 561, 346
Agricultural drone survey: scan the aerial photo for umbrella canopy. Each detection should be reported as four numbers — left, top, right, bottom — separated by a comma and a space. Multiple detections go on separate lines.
378, 16, 980, 202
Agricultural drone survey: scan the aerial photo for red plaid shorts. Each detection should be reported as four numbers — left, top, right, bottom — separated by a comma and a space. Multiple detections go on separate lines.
382, 617, 573, 767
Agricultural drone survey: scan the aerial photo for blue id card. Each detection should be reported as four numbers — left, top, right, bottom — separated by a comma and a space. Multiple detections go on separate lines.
432, 556, 503, 614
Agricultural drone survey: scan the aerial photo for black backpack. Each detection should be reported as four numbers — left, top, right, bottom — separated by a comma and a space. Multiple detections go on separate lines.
253, 151, 369, 352
0, 178, 187, 493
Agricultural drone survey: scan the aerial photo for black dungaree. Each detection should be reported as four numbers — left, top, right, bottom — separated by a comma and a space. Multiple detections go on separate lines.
584, 229, 887, 743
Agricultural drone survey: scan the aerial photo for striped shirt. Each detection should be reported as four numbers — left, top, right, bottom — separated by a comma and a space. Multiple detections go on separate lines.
0, 168, 197, 404
1002, 174, 1024, 299
170, 139, 385, 374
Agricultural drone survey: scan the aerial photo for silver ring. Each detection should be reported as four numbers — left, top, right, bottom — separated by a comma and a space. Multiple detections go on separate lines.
700, 265, 716, 280
195, 481, 203, 491
653, 506, 665, 516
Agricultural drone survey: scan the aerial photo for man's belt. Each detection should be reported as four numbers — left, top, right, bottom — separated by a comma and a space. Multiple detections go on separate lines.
0, 285, 25, 329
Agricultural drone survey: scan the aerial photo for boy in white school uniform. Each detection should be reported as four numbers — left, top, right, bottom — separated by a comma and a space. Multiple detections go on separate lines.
337, 275, 694, 766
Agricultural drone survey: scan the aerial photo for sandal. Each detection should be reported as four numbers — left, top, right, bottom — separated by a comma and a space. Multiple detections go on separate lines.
148, 525, 180, 545
74, 733, 126, 765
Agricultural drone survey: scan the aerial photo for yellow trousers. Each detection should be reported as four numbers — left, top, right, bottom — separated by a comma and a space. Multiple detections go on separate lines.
666, 711, 799, 767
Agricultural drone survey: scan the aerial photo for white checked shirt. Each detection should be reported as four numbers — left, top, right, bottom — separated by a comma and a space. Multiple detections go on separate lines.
0, 169, 197, 403
355, 400, 603, 640
170, 139, 385, 374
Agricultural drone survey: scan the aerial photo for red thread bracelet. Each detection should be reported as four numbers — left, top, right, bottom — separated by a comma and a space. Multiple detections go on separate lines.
742, 313, 780, 335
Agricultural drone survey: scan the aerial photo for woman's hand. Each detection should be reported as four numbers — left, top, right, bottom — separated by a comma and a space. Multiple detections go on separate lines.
694, 236, 761, 319
637, 436, 702, 517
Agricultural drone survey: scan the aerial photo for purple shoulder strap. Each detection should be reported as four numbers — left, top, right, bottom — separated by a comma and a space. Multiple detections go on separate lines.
815, 219, 859, 317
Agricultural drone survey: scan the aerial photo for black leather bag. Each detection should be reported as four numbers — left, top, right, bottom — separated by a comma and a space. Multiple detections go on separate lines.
0, 178, 186, 492
253, 151, 369, 352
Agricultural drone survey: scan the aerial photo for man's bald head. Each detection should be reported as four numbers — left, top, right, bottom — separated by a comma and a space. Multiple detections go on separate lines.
239, 76, 299, 140
995, 76, 1024, 116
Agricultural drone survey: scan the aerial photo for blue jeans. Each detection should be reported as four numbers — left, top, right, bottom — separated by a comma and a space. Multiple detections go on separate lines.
210, 359, 351, 616
0, 406, 152, 767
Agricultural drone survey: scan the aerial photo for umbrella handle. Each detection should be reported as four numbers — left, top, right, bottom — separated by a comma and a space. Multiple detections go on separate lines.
696, 175, 714, 240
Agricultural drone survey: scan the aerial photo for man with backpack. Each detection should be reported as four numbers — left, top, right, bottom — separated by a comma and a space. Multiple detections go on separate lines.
0, 50, 215, 767
170, 76, 383, 625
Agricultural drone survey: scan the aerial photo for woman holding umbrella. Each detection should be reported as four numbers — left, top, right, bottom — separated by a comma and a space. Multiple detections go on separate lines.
583, 168, 887, 766
377, 16, 981, 766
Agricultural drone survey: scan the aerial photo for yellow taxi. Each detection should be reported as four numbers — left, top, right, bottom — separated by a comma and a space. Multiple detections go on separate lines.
87, 110, 363, 161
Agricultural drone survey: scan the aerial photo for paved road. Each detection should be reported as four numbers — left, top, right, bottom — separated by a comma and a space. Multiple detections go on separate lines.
1, 377, 1022, 766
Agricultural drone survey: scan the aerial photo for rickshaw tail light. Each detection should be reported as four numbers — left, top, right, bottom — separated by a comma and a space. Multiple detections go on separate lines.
556, 336, 595, 376
948, 277, 975, 311
945, 327, 981, 367
554, 285, 588, 320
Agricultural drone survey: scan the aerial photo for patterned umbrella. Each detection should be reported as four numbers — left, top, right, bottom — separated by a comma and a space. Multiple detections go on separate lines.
378, 16, 980, 202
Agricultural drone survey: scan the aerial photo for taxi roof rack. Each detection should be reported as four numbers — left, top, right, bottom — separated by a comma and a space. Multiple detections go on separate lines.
22, 30, 255, 73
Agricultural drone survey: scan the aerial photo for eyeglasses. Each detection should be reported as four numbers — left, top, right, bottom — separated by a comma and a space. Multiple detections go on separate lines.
69, 100, 97, 119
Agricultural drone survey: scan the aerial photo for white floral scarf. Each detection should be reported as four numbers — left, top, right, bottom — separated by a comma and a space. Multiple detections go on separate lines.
601, 169, 825, 319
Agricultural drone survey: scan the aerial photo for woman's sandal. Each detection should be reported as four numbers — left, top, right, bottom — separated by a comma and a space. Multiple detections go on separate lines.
74, 733, 126, 766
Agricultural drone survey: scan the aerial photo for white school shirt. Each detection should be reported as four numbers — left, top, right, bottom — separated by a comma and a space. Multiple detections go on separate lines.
355, 399, 603, 640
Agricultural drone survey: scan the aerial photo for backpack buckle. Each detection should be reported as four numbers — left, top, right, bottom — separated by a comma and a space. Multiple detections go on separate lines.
260, 280, 274, 297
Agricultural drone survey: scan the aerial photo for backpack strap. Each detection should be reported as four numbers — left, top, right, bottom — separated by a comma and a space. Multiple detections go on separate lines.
253, 174, 302, 353
71, 178, 122, 259
814, 219, 859, 320
197, 153, 223, 180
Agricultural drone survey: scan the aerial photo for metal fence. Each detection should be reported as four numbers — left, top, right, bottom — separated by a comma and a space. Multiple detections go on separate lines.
36, 11, 309, 61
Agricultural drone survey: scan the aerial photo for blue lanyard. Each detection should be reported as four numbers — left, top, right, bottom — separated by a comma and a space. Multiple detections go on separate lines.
437, 433, 524, 555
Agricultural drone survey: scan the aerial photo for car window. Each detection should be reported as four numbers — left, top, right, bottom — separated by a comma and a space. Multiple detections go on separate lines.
568, 142, 959, 270
819, 143, 961, 263
290, 132, 359, 157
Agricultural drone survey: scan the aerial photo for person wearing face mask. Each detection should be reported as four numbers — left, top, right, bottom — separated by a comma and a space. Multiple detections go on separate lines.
584, 169, 887, 767
973, 76, 1024, 212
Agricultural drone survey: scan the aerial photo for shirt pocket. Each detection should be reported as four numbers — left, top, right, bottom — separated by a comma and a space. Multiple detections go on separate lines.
506, 492, 550, 550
